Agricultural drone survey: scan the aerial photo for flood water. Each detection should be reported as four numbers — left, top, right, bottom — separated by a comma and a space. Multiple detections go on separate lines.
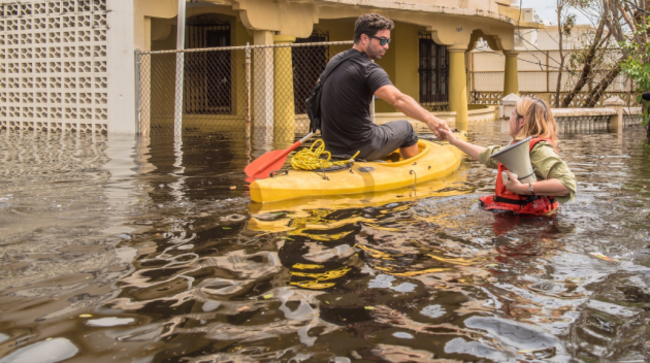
1, 123, 649, 363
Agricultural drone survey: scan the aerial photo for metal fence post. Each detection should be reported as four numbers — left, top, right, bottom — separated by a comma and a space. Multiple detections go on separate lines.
245, 43, 252, 163
245, 42, 251, 140
371, 59, 376, 123
546, 51, 550, 93
174, 54, 185, 135
135, 49, 141, 134
174, 0, 186, 138
471, 52, 475, 94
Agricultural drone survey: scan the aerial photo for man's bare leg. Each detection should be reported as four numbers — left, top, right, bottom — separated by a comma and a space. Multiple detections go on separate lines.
399, 144, 419, 160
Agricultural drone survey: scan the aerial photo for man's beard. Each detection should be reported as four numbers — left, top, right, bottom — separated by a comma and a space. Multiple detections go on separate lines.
368, 48, 384, 60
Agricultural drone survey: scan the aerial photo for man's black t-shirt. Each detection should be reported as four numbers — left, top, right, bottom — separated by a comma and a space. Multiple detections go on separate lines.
320, 49, 393, 155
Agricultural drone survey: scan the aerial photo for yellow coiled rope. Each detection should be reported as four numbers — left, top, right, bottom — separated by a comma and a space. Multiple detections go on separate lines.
291, 139, 360, 171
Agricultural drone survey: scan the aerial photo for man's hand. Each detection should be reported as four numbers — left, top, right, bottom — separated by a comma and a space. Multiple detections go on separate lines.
438, 128, 458, 145
426, 115, 452, 139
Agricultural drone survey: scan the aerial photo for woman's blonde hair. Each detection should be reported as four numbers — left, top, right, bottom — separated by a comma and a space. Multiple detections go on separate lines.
513, 96, 558, 146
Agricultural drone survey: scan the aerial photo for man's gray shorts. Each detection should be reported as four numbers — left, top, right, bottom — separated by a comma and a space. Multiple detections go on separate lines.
355, 120, 418, 160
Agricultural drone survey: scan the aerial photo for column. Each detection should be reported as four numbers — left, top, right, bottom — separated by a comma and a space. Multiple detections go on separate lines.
604, 96, 625, 134
500, 93, 519, 136
273, 35, 296, 148
503, 50, 519, 97
137, 17, 151, 135
107, 0, 136, 133
447, 46, 469, 131
137, 51, 151, 135
253, 30, 274, 150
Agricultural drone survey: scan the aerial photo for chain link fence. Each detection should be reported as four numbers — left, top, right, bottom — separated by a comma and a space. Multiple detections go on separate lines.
136, 41, 353, 141
470, 49, 635, 106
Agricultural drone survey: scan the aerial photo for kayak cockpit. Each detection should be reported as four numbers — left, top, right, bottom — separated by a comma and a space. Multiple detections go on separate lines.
371, 139, 432, 167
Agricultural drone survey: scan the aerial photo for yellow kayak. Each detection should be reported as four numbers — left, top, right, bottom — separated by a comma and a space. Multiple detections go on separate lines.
247, 172, 471, 233
250, 134, 465, 204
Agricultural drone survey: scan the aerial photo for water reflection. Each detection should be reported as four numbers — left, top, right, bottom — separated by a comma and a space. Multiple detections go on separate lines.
0, 126, 649, 362
0, 337, 78, 363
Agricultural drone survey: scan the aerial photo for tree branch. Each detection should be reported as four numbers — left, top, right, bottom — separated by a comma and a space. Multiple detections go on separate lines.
561, 15, 607, 107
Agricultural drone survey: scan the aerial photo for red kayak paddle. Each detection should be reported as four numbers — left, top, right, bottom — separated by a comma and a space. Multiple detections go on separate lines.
244, 132, 315, 180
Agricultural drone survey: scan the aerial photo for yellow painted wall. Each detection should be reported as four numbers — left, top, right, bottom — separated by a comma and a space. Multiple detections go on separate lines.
313, 19, 355, 42
149, 23, 176, 129
375, 21, 419, 113
233, 18, 254, 118
148, 11, 254, 129
374, 32, 396, 113
234, 16, 254, 46
147, 51, 176, 128
151, 23, 176, 50
393, 23, 420, 105
151, 13, 252, 49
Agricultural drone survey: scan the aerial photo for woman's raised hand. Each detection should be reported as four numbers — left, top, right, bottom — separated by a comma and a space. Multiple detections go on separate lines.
438, 129, 457, 144
438, 129, 485, 161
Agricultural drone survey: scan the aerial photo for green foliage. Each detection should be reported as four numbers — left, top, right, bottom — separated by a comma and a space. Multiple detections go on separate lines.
569, 0, 591, 8
562, 14, 576, 37
620, 16, 650, 127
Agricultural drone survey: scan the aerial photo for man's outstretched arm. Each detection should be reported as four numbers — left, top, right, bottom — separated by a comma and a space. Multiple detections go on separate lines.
374, 85, 452, 139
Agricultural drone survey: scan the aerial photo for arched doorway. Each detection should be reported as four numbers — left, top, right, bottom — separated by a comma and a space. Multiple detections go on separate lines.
184, 14, 232, 115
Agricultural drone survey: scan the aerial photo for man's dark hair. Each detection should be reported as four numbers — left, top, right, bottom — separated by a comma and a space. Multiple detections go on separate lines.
353, 13, 395, 44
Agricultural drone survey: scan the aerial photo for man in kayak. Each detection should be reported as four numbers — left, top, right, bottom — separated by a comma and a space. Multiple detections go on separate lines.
320, 13, 452, 161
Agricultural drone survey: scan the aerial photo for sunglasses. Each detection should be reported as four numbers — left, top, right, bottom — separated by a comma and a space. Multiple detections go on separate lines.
369, 35, 391, 46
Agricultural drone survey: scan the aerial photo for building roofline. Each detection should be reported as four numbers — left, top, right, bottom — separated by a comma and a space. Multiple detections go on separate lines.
314, 0, 543, 29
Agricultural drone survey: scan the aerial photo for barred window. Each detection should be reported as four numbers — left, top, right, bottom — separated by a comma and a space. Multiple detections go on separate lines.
184, 14, 232, 115
419, 32, 449, 111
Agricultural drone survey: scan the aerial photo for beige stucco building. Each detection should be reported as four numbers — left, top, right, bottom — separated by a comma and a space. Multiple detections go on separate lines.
535, 24, 599, 51
0, 0, 540, 134
133, 0, 540, 134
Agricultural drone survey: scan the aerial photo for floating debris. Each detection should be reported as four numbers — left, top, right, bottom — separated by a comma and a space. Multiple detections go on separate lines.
590, 253, 619, 262
220, 214, 247, 222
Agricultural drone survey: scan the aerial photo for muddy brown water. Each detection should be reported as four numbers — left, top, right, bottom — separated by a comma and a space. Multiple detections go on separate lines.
0, 123, 649, 363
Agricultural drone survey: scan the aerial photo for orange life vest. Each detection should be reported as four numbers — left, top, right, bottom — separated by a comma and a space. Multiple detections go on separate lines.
479, 137, 559, 216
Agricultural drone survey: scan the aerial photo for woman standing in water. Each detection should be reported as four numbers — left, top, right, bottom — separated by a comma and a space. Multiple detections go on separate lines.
440, 96, 576, 215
